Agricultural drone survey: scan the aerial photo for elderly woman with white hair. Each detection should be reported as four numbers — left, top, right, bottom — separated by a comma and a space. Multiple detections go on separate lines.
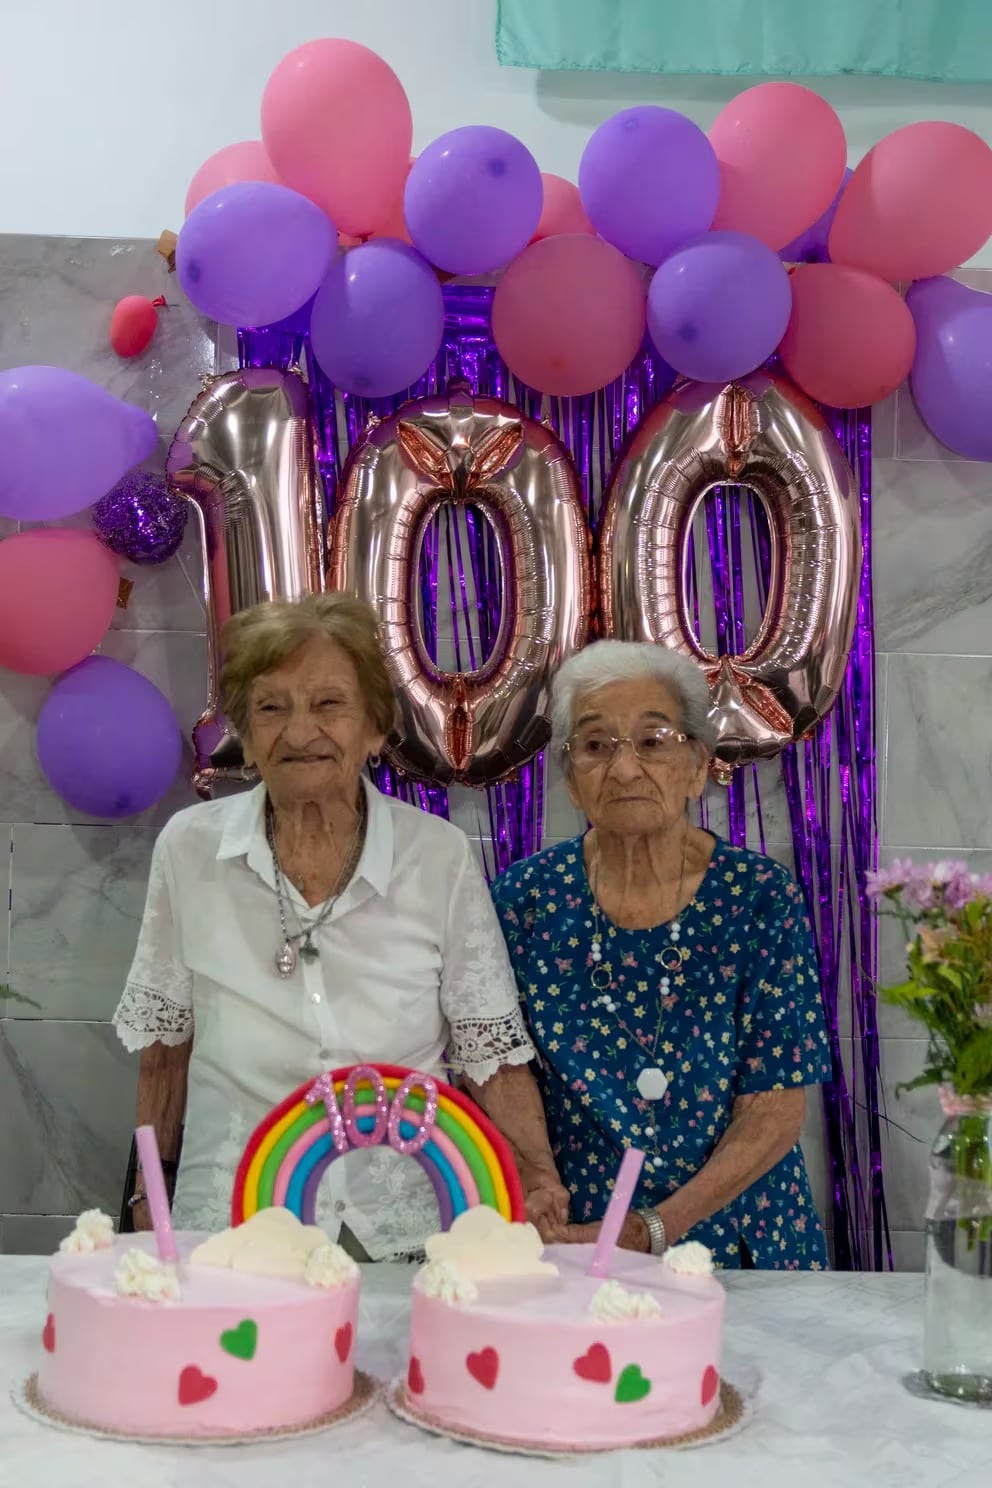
115, 594, 567, 1260
491, 641, 832, 1270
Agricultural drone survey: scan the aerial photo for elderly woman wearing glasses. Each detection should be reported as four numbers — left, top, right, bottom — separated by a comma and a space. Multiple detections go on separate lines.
491, 641, 832, 1270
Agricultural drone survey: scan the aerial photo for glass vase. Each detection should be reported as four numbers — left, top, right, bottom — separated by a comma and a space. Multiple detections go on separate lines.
923, 1092, 992, 1403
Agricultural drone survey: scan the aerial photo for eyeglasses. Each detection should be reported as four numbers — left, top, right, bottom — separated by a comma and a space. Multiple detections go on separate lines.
563, 726, 689, 772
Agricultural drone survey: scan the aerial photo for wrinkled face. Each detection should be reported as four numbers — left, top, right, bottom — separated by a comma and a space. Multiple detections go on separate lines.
564, 678, 708, 836
241, 637, 384, 806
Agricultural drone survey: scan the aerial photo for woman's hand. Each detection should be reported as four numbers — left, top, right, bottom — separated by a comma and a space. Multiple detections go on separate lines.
520, 1162, 570, 1241
464, 1066, 570, 1241
550, 1212, 651, 1253
130, 1196, 153, 1233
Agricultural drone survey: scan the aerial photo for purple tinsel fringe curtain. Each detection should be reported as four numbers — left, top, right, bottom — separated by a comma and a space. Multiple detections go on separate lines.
240, 287, 888, 1271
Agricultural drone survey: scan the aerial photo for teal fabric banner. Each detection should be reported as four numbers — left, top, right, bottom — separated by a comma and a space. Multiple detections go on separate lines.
496, 0, 992, 82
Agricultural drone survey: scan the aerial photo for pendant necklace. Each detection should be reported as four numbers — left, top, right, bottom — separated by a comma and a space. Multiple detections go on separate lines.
267, 792, 368, 979
589, 827, 689, 1112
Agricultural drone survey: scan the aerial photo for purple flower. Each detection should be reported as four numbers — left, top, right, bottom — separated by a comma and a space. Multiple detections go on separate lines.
941, 862, 980, 910
901, 871, 937, 912
866, 858, 920, 900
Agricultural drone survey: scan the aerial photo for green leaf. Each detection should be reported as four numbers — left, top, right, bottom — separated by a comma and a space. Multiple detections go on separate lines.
896, 1069, 943, 1095
953, 1029, 992, 1096
881, 979, 931, 1003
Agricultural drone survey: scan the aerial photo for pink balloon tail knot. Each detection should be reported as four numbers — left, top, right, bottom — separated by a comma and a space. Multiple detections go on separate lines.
151, 296, 168, 309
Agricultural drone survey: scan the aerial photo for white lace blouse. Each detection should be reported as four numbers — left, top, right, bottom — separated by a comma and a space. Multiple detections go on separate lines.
112, 780, 534, 1259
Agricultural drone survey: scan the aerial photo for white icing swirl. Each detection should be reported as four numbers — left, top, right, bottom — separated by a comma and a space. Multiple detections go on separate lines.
589, 1280, 662, 1321
59, 1209, 115, 1254
114, 1248, 181, 1302
417, 1259, 479, 1304
304, 1243, 359, 1290
663, 1241, 714, 1277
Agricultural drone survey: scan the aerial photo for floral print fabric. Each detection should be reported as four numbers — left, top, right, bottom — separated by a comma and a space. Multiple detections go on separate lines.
492, 836, 832, 1269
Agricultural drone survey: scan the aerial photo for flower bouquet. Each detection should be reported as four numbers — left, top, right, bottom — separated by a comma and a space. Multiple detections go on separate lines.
867, 859, 992, 1098
867, 859, 992, 1402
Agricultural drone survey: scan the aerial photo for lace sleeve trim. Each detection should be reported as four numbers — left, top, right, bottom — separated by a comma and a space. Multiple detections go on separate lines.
113, 983, 194, 1053
447, 1009, 535, 1085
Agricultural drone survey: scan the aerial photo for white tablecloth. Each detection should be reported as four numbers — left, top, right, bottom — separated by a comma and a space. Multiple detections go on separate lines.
1, 1259, 988, 1488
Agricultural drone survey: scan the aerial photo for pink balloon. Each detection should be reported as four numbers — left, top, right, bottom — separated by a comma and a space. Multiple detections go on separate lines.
0, 529, 119, 675
779, 264, 916, 408
531, 175, 594, 242
184, 141, 280, 217
492, 235, 645, 397
828, 122, 992, 282
261, 39, 412, 238
369, 157, 415, 244
110, 295, 162, 358
710, 83, 847, 251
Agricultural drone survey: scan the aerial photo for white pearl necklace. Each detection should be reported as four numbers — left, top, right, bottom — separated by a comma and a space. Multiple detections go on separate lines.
588, 831, 689, 1167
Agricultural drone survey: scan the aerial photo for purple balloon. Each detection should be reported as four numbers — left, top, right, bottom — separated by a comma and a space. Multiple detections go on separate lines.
579, 107, 720, 267
780, 168, 853, 264
310, 240, 444, 397
0, 366, 158, 522
259, 292, 317, 337
37, 656, 182, 819
404, 126, 543, 275
93, 472, 189, 565
647, 231, 792, 383
177, 182, 336, 328
908, 275, 992, 460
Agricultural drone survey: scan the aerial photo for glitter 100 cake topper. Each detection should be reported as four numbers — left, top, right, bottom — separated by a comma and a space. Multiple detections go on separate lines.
306, 1065, 439, 1155
230, 1063, 526, 1230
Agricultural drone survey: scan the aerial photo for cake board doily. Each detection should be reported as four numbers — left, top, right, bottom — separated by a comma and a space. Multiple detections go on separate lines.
386, 1374, 751, 1458
13, 1369, 379, 1447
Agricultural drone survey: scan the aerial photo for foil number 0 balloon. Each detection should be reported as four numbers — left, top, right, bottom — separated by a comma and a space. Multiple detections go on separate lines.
329, 387, 590, 787
599, 375, 862, 782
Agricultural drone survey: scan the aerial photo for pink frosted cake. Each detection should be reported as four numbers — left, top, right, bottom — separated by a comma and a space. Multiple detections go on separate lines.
36, 1209, 361, 1439
405, 1209, 725, 1450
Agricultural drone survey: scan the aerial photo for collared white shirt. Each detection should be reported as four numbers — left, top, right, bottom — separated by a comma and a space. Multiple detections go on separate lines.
113, 780, 534, 1259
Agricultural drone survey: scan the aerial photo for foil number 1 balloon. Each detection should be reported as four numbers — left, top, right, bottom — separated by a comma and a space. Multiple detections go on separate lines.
167, 368, 325, 795
599, 374, 862, 782
329, 387, 590, 786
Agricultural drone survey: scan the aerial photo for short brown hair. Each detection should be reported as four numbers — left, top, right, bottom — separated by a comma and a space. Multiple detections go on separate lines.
221, 594, 396, 739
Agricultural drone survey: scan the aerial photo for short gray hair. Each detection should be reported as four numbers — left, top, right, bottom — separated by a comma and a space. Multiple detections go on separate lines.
551, 641, 716, 756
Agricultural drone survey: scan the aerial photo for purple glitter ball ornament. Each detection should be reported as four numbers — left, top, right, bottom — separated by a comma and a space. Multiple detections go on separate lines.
92, 472, 189, 565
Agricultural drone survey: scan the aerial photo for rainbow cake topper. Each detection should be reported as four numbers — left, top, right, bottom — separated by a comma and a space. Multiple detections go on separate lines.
232, 1064, 526, 1229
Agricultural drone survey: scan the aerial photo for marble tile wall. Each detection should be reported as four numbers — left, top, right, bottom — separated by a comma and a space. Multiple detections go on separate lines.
1, 236, 989, 1269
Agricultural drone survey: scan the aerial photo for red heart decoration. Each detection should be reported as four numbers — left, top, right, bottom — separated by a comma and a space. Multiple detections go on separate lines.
178, 1365, 218, 1407
701, 1365, 719, 1406
573, 1342, 611, 1384
407, 1356, 425, 1396
466, 1347, 499, 1390
42, 1314, 56, 1354
335, 1323, 353, 1364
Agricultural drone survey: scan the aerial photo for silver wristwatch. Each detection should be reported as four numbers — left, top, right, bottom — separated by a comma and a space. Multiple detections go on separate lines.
638, 1207, 667, 1257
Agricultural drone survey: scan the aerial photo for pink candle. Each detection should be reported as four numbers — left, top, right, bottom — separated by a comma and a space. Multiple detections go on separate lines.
587, 1147, 645, 1278
135, 1125, 179, 1264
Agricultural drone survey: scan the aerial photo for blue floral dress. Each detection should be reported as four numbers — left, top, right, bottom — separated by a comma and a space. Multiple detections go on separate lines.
492, 835, 832, 1270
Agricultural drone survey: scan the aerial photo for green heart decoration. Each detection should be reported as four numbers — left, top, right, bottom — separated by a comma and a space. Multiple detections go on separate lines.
219, 1319, 258, 1361
615, 1363, 652, 1404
